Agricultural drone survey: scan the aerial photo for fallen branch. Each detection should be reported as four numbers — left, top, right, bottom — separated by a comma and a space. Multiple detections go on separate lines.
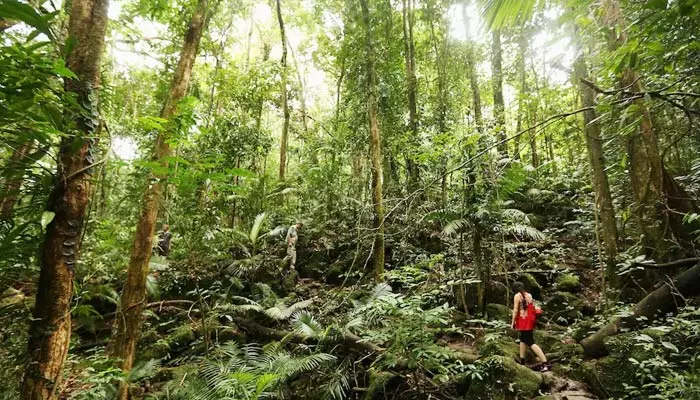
580, 263, 700, 358
632, 257, 700, 270
101, 300, 196, 320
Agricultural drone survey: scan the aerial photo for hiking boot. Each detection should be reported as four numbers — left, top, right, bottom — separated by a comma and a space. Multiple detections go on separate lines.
537, 362, 552, 372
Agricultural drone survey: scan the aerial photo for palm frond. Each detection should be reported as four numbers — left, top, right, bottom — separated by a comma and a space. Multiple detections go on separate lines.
482, 0, 541, 30
503, 223, 545, 241
292, 311, 324, 336
441, 218, 470, 237
249, 212, 268, 245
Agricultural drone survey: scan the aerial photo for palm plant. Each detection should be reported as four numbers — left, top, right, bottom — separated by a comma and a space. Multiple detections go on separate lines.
229, 213, 285, 278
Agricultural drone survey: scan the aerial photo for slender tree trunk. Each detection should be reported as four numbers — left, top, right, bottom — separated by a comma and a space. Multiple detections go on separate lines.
572, 34, 619, 280
360, 0, 385, 282
491, 30, 507, 156
111, 1, 208, 398
276, 0, 290, 180
514, 28, 528, 160
402, 0, 419, 190
0, 141, 34, 220
462, 1, 483, 135
602, 0, 666, 259
20, 0, 109, 398
529, 56, 539, 168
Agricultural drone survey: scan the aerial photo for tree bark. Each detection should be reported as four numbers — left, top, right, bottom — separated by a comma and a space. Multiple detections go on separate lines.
491, 30, 507, 156
572, 34, 619, 281
462, 1, 483, 135
402, 0, 420, 190
0, 141, 34, 220
276, 0, 290, 181
359, 0, 385, 282
603, 0, 667, 259
111, 0, 208, 398
581, 261, 700, 358
20, 0, 109, 398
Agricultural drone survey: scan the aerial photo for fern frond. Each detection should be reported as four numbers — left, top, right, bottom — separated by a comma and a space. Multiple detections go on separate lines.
370, 282, 392, 300
503, 224, 545, 241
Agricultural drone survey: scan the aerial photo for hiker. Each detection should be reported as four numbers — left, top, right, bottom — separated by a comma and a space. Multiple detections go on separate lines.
285, 222, 303, 269
511, 281, 551, 372
156, 224, 172, 257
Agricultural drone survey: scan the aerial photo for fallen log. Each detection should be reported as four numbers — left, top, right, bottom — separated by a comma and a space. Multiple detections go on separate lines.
632, 257, 700, 270
580, 263, 700, 358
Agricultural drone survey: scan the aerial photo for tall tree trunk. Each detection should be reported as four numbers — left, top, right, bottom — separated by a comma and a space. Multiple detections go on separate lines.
276, 0, 290, 180
602, 0, 666, 259
529, 56, 539, 168
402, 0, 419, 190
462, 1, 483, 135
0, 141, 34, 220
514, 28, 528, 160
20, 0, 109, 398
360, 0, 385, 282
111, 0, 208, 398
491, 30, 507, 156
572, 34, 619, 280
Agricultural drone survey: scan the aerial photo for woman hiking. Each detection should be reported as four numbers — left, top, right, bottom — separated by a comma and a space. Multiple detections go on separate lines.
511, 281, 551, 372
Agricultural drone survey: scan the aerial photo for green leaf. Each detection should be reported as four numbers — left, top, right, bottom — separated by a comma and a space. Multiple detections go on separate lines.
661, 341, 679, 353
645, 0, 667, 10
0, 0, 54, 39
52, 59, 77, 78
41, 211, 55, 229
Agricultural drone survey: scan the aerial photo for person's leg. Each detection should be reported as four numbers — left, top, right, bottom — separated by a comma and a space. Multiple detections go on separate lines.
519, 341, 527, 363
530, 344, 547, 363
290, 246, 297, 268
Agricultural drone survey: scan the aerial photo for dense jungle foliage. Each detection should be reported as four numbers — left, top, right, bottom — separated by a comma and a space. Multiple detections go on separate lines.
1, 0, 700, 399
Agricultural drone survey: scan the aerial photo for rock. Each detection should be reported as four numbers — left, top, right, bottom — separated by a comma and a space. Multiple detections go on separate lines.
457, 356, 543, 399
555, 274, 581, 293
478, 336, 519, 358
544, 292, 590, 325
461, 281, 509, 311
486, 303, 511, 322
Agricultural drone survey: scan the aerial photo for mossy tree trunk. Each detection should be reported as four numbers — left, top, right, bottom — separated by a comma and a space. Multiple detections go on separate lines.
276, 0, 290, 181
20, 0, 109, 398
359, 0, 385, 282
402, 0, 420, 190
491, 30, 507, 156
111, 0, 209, 398
572, 33, 619, 283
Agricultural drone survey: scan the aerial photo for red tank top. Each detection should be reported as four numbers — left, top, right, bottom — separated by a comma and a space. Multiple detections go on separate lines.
514, 293, 537, 331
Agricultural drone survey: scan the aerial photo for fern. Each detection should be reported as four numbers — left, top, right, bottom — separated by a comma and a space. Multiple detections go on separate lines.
178, 342, 338, 400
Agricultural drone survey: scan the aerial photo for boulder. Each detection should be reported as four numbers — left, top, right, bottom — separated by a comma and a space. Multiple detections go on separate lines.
544, 292, 591, 325
363, 369, 402, 400
457, 356, 543, 399
516, 273, 542, 299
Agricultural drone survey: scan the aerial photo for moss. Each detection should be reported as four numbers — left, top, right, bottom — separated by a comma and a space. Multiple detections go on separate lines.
486, 303, 511, 322
518, 273, 542, 299
140, 340, 171, 360
364, 369, 401, 400
555, 273, 581, 293
460, 356, 543, 399
168, 324, 196, 346
479, 336, 519, 358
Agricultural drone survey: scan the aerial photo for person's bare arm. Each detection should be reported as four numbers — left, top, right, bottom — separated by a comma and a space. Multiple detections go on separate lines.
511, 293, 520, 328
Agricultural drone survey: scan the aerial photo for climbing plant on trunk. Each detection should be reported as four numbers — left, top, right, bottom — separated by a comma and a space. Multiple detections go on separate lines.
20, 0, 109, 398
359, 0, 385, 282
276, 0, 290, 181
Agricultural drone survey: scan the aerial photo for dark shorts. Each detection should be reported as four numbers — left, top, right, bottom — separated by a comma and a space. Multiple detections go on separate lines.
519, 330, 535, 346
